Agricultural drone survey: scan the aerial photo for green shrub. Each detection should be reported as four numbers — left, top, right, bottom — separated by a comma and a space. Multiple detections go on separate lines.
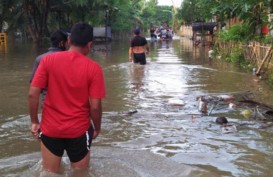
219, 24, 253, 42
268, 69, 273, 86
225, 47, 243, 63
260, 35, 273, 45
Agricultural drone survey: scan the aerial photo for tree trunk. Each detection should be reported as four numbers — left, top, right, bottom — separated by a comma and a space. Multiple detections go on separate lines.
0, 16, 3, 32
23, 0, 49, 43
40, 0, 49, 37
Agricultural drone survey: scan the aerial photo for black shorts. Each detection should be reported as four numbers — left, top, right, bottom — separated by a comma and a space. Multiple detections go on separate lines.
39, 126, 94, 163
133, 53, 146, 65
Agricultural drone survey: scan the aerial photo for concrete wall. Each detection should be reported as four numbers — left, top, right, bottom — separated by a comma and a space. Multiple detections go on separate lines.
93, 26, 111, 40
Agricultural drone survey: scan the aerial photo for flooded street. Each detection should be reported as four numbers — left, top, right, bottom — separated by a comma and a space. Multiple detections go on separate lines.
0, 37, 273, 177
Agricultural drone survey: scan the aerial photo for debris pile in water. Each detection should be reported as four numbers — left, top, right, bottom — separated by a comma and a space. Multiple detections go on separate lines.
196, 91, 273, 122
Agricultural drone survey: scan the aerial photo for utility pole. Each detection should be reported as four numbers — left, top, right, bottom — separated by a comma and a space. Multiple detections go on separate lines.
171, 0, 177, 30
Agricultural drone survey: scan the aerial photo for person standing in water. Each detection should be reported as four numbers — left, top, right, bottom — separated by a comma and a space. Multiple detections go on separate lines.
28, 22, 105, 173
30, 29, 69, 107
30, 29, 69, 82
129, 28, 149, 65
150, 26, 157, 40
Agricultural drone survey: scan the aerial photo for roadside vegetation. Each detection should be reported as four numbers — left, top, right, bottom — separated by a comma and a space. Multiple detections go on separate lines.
0, 0, 175, 43
2, 0, 273, 84
177, 0, 273, 85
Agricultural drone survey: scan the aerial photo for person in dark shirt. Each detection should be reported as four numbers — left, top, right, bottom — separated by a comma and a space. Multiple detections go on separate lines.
129, 29, 149, 65
30, 29, 69, 107
30, 30, 69, 82
150, 27, 157, 40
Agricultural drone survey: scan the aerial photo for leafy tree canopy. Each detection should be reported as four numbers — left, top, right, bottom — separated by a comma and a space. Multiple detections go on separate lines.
0, 0, 178, 41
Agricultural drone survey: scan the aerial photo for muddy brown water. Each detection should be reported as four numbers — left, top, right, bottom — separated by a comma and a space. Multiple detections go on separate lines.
0, 37, 273, 177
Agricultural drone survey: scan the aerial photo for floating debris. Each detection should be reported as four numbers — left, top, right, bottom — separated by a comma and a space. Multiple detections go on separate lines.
208, 49, 214, 59
197, 96, 208, 114
216, 116, 228, 124
228, 103, 236, 109
127, 110, 138, 115
241, 109, 253, 119
221, 124, 237, 134
168, 99, 185, 106
196, 92, 273, 122
117, 110, 138, 116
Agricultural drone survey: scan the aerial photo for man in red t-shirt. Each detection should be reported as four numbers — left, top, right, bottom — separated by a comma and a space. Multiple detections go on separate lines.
28, 22, 105, 173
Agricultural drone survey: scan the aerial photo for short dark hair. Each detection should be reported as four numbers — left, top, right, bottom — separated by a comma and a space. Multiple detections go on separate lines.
70, 22, 93, 47
134, 28, 140, 35
50, 30, 68, 47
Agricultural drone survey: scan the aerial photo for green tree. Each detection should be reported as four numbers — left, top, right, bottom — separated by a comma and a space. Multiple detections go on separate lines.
178, 0, 273, 38
141, 0, 158, 29
0, 0, 24, 33
0, 0, 180, 41
22, 0, 50, 42
111, 1, 135, 32
178, 0, 213, 24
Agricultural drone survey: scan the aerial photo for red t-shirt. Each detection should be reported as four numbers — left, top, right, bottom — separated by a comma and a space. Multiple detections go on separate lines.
31, 51, 105, 138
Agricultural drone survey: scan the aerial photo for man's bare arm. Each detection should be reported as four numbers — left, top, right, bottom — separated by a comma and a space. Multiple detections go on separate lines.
28, 86, 41, 138
28, 86, 41, 123
89, 98, 102, 139
145, 44, 150, 55
129, 47, 133, 62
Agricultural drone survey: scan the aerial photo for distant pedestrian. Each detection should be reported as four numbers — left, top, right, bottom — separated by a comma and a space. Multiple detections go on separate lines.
129, 28, 149, 65
150, 27, 157, 40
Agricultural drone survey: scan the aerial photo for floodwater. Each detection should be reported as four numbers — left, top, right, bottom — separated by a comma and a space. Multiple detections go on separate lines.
0, 37, 273, 177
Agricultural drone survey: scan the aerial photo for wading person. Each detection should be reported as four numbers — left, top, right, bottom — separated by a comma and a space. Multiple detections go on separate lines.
30, 29, 69, 107
30, 29, 69, 82
129, 28, 149, 65
28, 22, 105, 173
150, 26, 157, 40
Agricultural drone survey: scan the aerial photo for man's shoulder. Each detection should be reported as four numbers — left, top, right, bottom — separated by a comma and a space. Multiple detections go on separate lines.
138, 35, 146, 40
45, 51, 66, 57
83, 58, 102, 73
36, 49, 63, 61
35, 51, 51, 63
87, 57, 101, 67
131, 35, 146, 41
139, 36, 147, 43
48, 47, 63, 52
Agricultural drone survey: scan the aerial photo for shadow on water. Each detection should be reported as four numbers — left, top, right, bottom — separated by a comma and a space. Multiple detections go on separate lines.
1, 37, 273, 176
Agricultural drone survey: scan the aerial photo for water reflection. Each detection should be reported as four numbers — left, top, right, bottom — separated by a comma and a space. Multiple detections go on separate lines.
0, 44, 7, 55
128, 64, 145, 96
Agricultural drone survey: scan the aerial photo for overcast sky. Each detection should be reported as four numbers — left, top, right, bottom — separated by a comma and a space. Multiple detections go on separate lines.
157, 0, 182, 7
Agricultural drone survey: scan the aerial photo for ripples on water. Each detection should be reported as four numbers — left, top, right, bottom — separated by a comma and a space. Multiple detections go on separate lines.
0, 38, 273, 176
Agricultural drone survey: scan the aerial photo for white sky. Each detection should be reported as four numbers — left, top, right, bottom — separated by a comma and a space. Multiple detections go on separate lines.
157, 0, 183, 7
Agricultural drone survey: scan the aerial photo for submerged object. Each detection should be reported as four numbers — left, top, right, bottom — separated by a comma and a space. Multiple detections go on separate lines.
127, 110, 138, 115
208, 50, 214, 59
118, 110, 138, 116
241, 109, 253, 118
228, 103, 236, 109
215, 116, 237, 133
197, 97, 207, 114
256, 108, 273, 121
221, 124, 237, 134
252, 68, 256, 75
168, 99, 185, 106
216, 116, 228, 124
217, 95, 234, 102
